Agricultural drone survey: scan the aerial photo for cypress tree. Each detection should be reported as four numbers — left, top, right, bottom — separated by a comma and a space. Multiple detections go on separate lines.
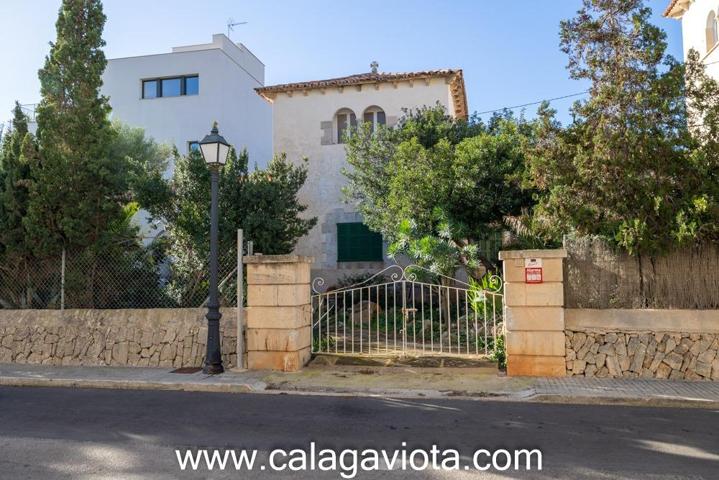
0, 103, 34, 259
26, 0, 123, 254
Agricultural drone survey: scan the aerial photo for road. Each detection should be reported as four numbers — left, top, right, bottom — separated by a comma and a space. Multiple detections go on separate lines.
0, 387, 717, 479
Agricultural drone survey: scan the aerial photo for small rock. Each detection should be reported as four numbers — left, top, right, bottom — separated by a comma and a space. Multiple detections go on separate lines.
606, 355, 621, 377
697, 349, 716, 365
669, 369, 685, 381
571, 332, 587, 351
595, 353, 606, 369
655, 363, 672, 379
712, 359, 719, 381
573, 359, 587, 374
695, 361, 712, 378
663, 352, 684, 370
629, 343, 647, 373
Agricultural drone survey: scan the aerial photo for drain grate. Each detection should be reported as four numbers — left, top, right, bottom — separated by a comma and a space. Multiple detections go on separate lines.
170, 367, 203, 374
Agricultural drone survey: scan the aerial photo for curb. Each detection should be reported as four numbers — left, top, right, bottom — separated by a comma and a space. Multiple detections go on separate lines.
528, 393, 719, 410
3, 376, 718, 409
0, 376, 259, 394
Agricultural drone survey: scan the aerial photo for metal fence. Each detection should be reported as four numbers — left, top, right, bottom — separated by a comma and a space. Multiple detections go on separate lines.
311, 265, 504, 357
0, 240, 251, 310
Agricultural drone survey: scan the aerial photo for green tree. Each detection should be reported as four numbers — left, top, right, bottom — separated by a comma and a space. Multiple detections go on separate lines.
0, 103, 36, 260
344, 105, 535, 276
26, 0, 121, 254
148, 148, 316, 305
528, 0, 719, 254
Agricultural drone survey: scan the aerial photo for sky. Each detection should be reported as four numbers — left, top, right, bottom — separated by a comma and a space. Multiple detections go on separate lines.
0, 0, 683, 127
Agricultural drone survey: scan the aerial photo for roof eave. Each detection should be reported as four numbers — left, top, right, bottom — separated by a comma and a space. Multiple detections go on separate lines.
255, 69, 469, 119
663, 0, 689, 18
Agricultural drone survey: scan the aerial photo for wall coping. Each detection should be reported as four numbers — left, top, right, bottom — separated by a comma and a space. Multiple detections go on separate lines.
566, 308, 719, 334
498, 249, 567, 260
243, 254, 314, 264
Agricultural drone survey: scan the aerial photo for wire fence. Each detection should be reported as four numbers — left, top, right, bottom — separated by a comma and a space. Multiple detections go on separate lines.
0, 242, 248, 310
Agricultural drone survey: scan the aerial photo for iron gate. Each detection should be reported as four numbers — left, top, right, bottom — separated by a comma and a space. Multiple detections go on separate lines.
311, 265, 503, 357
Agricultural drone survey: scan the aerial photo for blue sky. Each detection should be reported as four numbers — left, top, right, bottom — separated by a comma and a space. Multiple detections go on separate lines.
0, 0, 682, 126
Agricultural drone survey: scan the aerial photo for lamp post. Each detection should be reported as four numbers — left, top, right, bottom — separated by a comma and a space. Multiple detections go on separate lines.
199, 122, 230, 374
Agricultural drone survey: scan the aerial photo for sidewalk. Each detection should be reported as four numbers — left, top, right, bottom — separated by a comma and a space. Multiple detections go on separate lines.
2, 362, 719, 408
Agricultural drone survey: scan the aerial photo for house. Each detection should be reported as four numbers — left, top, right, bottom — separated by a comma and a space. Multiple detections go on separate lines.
256, 65, 468, 283
102, 34, 272, 169
665, 0, 719, 79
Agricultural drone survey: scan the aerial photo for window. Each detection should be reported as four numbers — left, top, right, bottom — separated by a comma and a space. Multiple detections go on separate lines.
141, 75, 199, 99
185, 76, 199, 95
142, 80, 158, 99
335, 108, 357, 143
363, 106, 386, 132
337, 222, 383, 262
708, 11, 719, 52
188, 141, 200, 153
161, 78, 182, 97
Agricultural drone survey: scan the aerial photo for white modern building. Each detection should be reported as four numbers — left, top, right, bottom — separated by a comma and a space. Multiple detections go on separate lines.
256, 66, 467, 284
665, 0, 719, 79
102, 34, 272, 169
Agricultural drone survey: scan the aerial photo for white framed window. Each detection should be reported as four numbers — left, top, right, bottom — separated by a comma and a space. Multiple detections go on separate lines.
335, 108, 357, 144
363, 106, 386, 132
707, 10, 718, 53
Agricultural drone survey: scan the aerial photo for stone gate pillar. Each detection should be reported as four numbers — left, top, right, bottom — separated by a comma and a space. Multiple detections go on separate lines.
244, 255, 313, 372
498, 249, 567, 377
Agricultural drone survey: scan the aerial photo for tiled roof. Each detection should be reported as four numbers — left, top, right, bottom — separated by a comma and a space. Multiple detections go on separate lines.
256, 69, 468, 119
663, 0, 689, 17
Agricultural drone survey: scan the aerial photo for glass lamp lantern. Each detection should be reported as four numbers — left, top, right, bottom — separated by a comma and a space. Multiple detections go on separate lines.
199, 122, 230, 167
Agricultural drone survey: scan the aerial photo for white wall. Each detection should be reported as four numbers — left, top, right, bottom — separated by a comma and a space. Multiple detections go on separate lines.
102, 35, 272, 172
680, 0, 719, 79
268, 78, 455, 283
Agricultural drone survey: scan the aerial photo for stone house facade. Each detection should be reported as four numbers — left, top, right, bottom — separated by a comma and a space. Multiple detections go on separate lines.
256, 67, 468, 284
665, 0, 719, 80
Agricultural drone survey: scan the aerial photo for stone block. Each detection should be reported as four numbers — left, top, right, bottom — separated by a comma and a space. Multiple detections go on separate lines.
504, 282, 564, 307
505, 307, 564, 331
246, 305, 311, 329
246, 327, 311, 352
247, 348, 311, 372
507, 355, 566, 377
506, 331, 565, 356
247, 262, 311, 285
503, 258, 564, 283
247, 284, 310, 307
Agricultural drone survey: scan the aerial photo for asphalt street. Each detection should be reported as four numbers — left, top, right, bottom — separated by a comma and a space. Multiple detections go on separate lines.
0, 386, 717, 479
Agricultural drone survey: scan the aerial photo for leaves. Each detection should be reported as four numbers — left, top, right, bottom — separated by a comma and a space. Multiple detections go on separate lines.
528, 0, 719, 255
345, 105, 536, 277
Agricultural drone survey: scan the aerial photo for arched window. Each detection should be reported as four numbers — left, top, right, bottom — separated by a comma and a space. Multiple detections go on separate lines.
707, 11, 718, 52
363, 106, 386, 132
335, 108, 356, 144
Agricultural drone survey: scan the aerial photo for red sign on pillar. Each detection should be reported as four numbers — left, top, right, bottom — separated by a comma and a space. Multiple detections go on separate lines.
524, 258, 543, 284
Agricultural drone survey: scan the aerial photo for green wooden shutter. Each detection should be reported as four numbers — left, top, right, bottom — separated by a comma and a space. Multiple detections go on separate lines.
337, 223, 383, 262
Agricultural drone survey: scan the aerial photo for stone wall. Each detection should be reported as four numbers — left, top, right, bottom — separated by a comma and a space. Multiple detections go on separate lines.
499, 249, 568, 377
0, 308, 238, 368
245, 255, 312, 372
565, 309, 719, 380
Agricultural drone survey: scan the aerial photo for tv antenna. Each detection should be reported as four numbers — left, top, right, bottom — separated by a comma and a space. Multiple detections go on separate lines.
227, 18, 248, 39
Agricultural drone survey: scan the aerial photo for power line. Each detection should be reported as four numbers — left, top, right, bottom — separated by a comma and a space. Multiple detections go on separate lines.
474, 56, 719, 116
476, 91, 589, 116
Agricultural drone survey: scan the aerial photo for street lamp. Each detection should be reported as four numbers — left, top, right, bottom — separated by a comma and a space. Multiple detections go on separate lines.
199, 122, 230, 374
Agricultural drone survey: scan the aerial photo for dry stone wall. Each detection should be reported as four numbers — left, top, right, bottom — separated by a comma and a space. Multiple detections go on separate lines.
566, 330, 719, 381
0, 308, 238, 368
